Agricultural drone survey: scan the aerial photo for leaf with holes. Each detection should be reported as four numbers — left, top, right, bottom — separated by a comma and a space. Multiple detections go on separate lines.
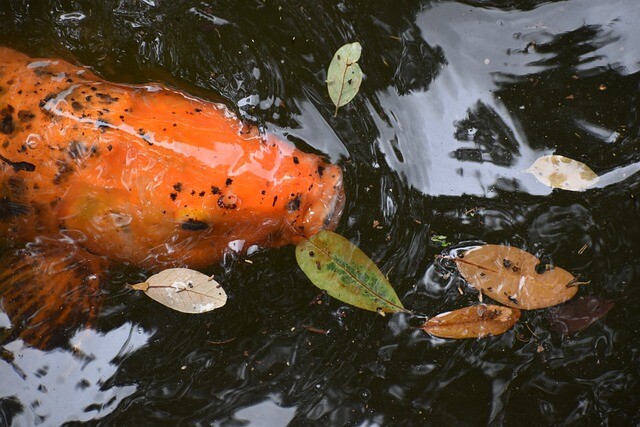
131, 268, 227, 313
526, 155, 599, 191
296, 230, 407, 314
326, 42, 363, 115
455, 245, 579, 309
423, 304, 521, 339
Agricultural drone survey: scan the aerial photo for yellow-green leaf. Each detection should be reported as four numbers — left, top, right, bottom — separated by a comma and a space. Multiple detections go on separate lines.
526, 155, 599, 191
422, 304, 521, 339
131, 268, 227, 314
326, 42, 363, 116
295, 230, 407, 314
455, 245, 578, 310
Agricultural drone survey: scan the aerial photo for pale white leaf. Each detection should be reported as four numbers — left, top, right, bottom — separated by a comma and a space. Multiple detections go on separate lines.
526, 155, 599, 191
131, 268, 227, 314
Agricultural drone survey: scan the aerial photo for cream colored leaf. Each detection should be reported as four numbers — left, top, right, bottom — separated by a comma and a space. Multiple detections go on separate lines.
132, 268, 227, 314
526, 155, 598, 191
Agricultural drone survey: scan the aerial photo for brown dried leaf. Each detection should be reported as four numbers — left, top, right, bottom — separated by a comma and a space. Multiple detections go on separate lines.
455, 245, 578, 309
545, 295, 614, 336
422, 304, 521, 339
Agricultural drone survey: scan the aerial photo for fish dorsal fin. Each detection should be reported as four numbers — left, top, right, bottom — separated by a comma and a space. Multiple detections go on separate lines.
0, 242, 107, 349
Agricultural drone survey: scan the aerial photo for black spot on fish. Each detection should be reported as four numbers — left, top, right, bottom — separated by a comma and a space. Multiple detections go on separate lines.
0, 154, 35, 172
170, 193, 177, 201
173, 183, 183, 192
107, 144, 113, 151
8, 176, 27, 194
0, 108, 14, 135
317, 165, 325, 177
181, 219, 209, 231
211, 186, 221, 195
39, 93, 57, 109
17, 110, 35, 122
293, 156, 299, 164
71, 101, 83, 111
67, 141, 88, 160
217, 195, 238, 210
225, 178, 233, 186
32, 68, 52, 77
272, 196, 278, 207
96, 93, 119, 103
199, 191, 205, 197
287, 194, 302, 212
0, 197, 29, 219
86, 95, 92, 102
52, 160, 72, 184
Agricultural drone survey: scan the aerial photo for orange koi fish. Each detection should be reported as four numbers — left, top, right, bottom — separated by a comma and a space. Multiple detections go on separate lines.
0, 47, 344, 347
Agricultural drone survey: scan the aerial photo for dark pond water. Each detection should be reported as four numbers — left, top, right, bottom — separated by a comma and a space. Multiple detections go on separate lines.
1, 0, 639, 425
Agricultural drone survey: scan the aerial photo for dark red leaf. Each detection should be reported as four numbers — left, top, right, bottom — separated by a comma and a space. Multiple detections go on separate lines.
545, 295, 614, 336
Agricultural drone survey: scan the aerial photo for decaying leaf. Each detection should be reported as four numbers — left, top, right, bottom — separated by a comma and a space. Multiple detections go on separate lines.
131, 268, 227, 314
455, 245, 578, 309
296, 230, 408, 314
546, 295, 614, 336
422, 304, 521, 339
326, 42, 363, 115
526, 155, 599, 191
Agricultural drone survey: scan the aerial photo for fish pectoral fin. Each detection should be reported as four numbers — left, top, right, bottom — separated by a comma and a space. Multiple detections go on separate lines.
0, 244, 108, 349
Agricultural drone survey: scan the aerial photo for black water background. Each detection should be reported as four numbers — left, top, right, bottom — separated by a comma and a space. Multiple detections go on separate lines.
0, 0, 639, 425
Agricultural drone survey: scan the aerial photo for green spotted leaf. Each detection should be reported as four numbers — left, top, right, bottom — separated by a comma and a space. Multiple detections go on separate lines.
296, 230, 407, 314
326, 42, 363, 116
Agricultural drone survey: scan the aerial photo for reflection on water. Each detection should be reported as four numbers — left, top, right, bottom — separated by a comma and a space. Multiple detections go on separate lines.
0, 324, 150, 425
373, 0, 640, 197
1, 0, 639, 425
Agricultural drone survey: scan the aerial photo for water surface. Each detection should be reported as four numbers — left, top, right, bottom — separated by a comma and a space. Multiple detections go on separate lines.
1, 0, 638, 425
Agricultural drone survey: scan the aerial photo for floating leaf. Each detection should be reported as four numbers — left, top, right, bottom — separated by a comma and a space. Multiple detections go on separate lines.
326, 42, 363, 115
455, 245, 578, 309
526, 155, 599, 191
296, 230, 407, 314
422, 304, 521, 339
431, 235, 451, 247
545, 295, 614, 336
131, 268, 227, 314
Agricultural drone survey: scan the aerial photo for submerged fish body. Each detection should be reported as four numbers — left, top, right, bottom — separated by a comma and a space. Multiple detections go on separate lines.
0, 47, 344, 345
